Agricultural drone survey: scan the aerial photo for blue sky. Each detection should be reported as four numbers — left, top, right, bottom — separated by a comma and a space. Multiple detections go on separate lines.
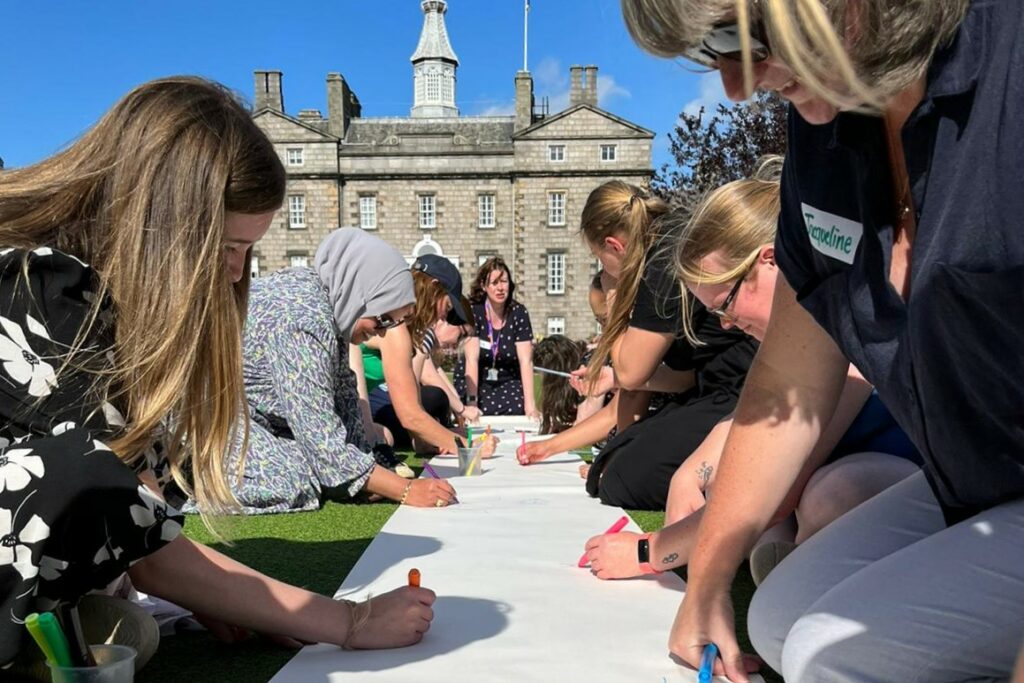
0, 0, 728, 171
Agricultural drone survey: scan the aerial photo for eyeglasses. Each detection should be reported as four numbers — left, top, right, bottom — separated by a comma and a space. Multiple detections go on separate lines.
372, 314, 406, 332
708, 262, 755, 322
682, 18, 770, 69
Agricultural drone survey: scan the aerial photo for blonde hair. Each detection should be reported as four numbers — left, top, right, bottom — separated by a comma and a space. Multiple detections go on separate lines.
621, 0, 970, 110
579, 180, 670, 383
673, 156, 782, 343
0, 77, 286, 517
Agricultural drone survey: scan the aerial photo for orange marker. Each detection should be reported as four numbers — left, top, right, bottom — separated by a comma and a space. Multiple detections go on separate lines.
486, 425, 492, 439
408, 568, 421, 588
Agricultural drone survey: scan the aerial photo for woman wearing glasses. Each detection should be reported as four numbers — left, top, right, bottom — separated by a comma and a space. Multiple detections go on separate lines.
623, 0, 1024, 680
582, 160, 919, 583
359, 254, 478, 456
230, 229, 458, 513
569, 180, 757, 511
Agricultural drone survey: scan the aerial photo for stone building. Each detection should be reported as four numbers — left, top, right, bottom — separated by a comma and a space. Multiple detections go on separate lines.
251, 0, 653, 339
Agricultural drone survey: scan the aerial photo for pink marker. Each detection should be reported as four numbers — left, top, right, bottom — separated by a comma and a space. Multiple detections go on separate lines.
578, 515, 629, 568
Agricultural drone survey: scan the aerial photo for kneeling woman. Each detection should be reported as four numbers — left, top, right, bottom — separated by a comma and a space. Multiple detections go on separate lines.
232, 229, 457, 513
362, 254, 477, 454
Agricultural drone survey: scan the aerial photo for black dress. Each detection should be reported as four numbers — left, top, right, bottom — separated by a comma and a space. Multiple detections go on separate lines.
0, 247, 184, 668
455, 301, 534, 416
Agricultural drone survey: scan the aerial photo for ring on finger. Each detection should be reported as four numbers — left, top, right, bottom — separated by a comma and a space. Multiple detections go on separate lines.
435, 499, 445, 508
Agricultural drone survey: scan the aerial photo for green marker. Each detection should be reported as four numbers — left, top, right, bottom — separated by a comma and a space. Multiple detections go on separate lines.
25, 613, 58, 665
467, 427, 473, 448
37, 612, 73, 667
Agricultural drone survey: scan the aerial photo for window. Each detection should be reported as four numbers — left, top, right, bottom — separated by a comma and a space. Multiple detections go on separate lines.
288, 195, 306, 229
419, 194, 436, 230
547, 252, 566, 294
478, 252, 497, 267
478, 194, 495, 228
289, 254, 309, 268
548, 144, 566, 162
359, 195, 377, 230
600, 144, 617, 162
442, 73, 453, 102
547, 317, 566, 335
286, 148, 304, 166
548, 191, 566, 226
426, 72, 441, 102
250, 254, 261, 279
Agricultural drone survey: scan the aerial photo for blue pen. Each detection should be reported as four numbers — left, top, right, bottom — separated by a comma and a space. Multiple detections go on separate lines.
698, 642, 718, 683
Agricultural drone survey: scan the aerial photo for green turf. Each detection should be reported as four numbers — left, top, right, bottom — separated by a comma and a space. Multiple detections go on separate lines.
140, 456, 781, 683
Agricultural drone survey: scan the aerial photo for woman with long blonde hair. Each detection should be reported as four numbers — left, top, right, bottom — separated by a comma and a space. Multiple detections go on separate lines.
553, 180, 757, 511
0, 77, 435, 674
622, 1, 1024, 680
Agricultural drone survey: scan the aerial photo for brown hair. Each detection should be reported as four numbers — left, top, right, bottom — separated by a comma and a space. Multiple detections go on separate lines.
408, 271, 475, 349
673, 156, 782, 343
0, 76, 285, 516
534, 334, 587, 435
469, 256, 516, 305
579, 180, 670, 383
621, 0, 970, 110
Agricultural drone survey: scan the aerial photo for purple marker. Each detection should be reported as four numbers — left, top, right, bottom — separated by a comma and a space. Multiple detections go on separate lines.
423, 461, 458, 504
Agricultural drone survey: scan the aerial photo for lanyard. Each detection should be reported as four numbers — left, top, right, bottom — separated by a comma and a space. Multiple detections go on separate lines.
485, 301, 504, 369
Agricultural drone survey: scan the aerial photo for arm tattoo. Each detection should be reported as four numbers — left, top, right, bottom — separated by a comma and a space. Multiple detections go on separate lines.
661, 553, 679, 565
697, 461, 713, 488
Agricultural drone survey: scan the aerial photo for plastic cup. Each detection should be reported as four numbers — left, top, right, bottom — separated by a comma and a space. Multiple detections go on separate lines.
48, 644, 136, 683
456, 445, 485, 476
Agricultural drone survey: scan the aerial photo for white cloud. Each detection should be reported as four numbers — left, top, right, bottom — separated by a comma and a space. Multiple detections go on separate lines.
477, 103, 516, 116
683, 72, 727, 116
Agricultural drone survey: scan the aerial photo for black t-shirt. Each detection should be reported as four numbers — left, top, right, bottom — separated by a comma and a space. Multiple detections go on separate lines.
773, 0, 1024, 524
629, 242, 757, 398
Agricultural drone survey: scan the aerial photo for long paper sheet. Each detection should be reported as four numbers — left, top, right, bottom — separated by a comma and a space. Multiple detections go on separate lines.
270, 418, 763, 683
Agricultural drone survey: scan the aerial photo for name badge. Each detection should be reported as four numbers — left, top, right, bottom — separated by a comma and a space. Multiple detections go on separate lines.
479, 340, 493, 351
486, 368, 499, 382
800, 203, 863, 265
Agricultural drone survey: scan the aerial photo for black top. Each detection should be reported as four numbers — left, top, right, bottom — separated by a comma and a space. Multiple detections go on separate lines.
462, 300, 533, 384
0, 247, 184, 667
629, 241, 757, 399
774, 0, 1024, 524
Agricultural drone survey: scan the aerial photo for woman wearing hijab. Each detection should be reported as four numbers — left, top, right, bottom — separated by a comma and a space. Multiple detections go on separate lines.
227, 228, 457, 514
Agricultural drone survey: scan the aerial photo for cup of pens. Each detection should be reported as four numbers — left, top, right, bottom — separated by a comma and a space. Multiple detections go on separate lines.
48, 644, 137, 683
456, 443, 486, 477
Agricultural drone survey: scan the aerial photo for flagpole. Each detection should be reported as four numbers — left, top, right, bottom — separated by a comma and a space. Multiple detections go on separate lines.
523, 0, 529, 72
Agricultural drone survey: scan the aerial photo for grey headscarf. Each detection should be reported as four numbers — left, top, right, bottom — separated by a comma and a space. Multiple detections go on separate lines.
313, 228, 415, 341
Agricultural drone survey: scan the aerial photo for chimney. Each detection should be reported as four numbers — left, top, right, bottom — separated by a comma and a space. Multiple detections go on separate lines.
253, 70, 284, 112
584, 65, 598, 106
515, 70, 534, 131
569, 65, 584, 106
327, 73, 361, 138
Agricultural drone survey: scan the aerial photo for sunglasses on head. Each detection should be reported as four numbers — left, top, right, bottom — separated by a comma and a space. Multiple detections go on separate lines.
445, 309, 466, 326
682, 18, 770, 69
372, 314, 405, 331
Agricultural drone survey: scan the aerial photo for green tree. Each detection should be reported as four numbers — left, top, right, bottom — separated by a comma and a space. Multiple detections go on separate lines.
653, 91, 788, 208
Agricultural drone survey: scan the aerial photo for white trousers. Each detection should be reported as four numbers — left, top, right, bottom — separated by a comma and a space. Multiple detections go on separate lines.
749, 471, 1024, 682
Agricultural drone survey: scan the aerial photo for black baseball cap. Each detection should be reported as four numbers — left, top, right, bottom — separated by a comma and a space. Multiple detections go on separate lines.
412, 254, 469, 324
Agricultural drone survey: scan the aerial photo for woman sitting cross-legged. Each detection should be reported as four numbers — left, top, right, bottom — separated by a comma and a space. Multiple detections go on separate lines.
229, 228, 458, 514
583, 159, 921, 585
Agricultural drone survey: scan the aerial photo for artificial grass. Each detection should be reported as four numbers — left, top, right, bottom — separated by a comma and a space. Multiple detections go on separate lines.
139, 456, 780, 683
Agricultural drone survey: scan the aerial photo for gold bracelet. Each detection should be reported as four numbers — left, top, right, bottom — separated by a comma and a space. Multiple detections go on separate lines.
340, 598, 373, 650
399, 481, 413, 505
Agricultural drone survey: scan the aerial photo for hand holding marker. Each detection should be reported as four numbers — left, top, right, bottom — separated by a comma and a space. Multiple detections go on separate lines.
578, 515, 629, 568
699, 643, 719, 683
423, 461, 458, 504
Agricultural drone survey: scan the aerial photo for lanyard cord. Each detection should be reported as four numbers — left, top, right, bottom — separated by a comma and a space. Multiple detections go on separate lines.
485, 301, 505, 370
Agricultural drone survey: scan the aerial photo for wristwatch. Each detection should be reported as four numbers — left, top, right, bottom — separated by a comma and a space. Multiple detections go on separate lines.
466, 395, 477, 406
637, 534, 662, 575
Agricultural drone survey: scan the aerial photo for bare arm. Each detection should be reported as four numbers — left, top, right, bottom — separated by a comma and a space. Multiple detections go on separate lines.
463, 337, 480, 407
129, 535, 435, 649
381, 326, 460, 453
639, 364, 696, 394
609, 327, 674, 390
518, 393, 619, 463
516, 340, 538, 416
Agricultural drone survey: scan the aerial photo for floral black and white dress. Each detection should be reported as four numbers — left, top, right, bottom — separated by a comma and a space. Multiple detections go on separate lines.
0, 247, 184, 669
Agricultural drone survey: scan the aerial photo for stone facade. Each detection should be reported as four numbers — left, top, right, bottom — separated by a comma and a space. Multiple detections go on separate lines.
251, 2, 652, 340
